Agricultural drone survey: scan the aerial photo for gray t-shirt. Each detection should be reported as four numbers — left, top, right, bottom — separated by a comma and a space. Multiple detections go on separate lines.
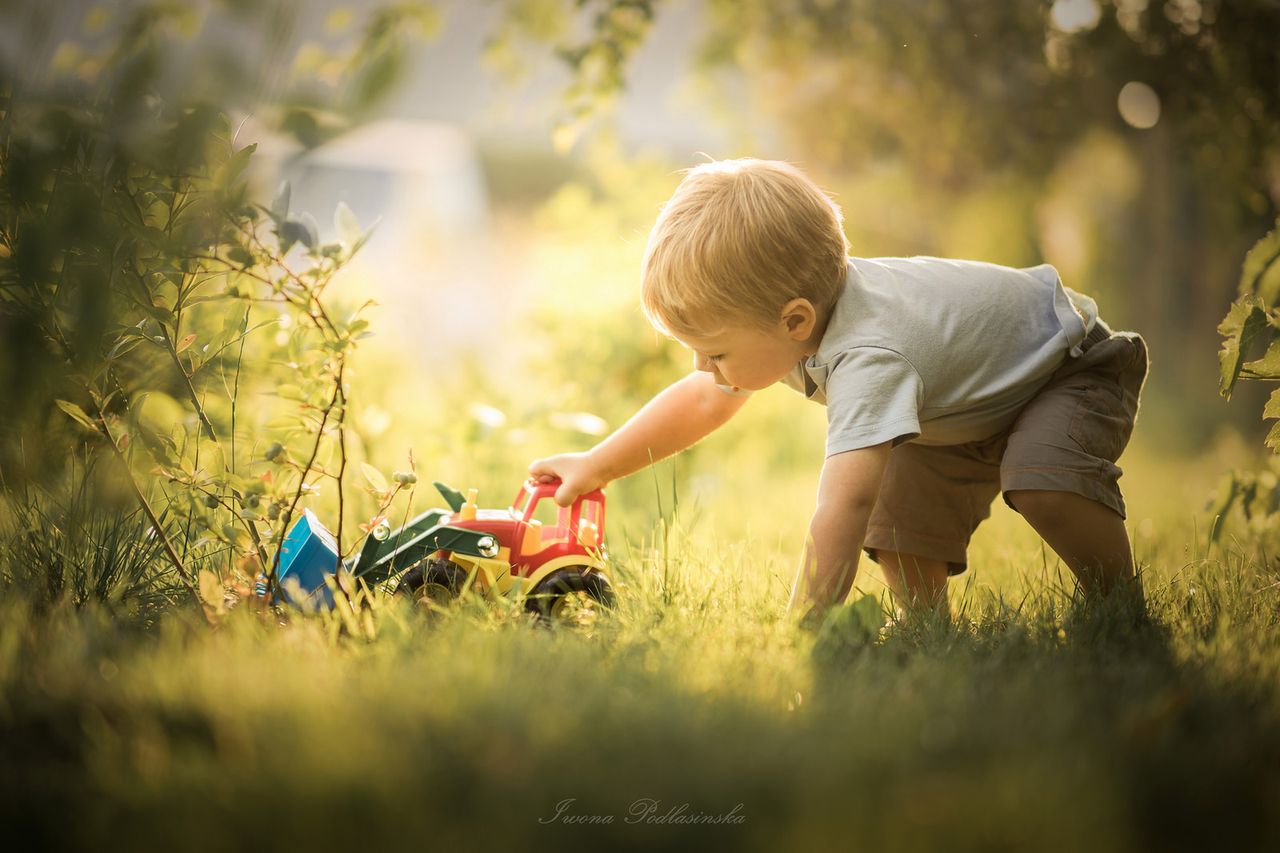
778, 256, 1098, 455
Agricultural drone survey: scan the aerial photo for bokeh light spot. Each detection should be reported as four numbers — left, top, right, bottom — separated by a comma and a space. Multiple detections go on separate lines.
1117, 81, 1161, 129
1050, 0, 1101, 33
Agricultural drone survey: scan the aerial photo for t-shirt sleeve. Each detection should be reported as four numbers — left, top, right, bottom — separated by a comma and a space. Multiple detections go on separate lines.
823, 347, 924, 455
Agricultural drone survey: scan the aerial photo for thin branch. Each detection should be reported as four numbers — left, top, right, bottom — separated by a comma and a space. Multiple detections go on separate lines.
269, 372, 342, 586
95, 407, 199, 602
334, 359, 348, 571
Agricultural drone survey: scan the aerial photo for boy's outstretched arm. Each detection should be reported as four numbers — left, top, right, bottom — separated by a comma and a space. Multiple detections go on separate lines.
529, 370, 750, 506
786, 442, 891, 627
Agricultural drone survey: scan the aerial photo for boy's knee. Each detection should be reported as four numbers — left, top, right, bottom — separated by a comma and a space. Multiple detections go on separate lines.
1007, 488, 1123, 526
1006, 489, 1069, 521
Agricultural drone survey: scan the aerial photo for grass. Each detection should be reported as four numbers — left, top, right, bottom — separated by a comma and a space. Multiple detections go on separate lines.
0, 451, 189, 623
1, 434, 1279, 851
2, 483, 1280, 851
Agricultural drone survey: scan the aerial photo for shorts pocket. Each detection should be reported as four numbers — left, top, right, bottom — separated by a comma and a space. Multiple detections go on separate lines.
1067, 382, 1136, 463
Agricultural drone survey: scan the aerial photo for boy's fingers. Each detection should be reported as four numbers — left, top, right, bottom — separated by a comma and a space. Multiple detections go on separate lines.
528, 460, 557, 481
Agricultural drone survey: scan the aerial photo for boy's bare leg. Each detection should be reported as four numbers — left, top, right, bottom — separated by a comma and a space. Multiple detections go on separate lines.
1005, 489, 1134, 596
874, 551, 950, 617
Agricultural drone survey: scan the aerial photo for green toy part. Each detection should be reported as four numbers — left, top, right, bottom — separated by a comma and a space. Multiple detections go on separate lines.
433, 480, 466, 512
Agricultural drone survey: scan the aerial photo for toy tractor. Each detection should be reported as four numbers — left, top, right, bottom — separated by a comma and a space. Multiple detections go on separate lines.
272, 478, 615, 621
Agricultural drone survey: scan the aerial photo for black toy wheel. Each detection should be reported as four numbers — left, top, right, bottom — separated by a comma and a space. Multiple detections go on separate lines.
525, 568, 615, 624
396, 558, 467, 607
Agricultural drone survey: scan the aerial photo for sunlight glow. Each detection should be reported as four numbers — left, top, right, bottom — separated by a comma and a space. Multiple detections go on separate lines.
549, 411, 609, 436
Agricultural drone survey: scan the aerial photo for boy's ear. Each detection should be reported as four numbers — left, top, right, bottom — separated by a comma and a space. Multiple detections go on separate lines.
780, 298, 818, 339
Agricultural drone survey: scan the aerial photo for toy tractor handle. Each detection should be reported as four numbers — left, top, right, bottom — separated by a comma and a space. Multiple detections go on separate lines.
516, 477, 606, 511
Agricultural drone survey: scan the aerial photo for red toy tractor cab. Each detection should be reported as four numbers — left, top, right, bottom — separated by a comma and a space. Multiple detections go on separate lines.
386, 478, 615, 621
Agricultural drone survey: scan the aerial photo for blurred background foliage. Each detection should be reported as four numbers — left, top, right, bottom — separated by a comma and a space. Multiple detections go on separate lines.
2, 2, 1280, 848
0, 0, 445, 609
687, 0, 1280, 443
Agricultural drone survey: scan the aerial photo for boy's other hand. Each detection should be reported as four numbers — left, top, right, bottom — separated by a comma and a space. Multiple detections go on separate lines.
528, 452, 606, 507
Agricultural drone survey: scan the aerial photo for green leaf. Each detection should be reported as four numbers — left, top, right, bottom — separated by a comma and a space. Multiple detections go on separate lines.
361, 462, 389, 494
1217, 297, 1269, 399
1206, 474, 1240, 536
348, 216, 381, 259
1243, 339, 1280, 380
1264, 389, 1280, 421
107, 336, 147, 361
227, 246, 253, 268
334, 201, 361, 247
352, 48, 401, 110
1267, 420, 1280, 454
277, 218, 306, 254
279, 213, 319, 253
272, 180, 291, 219
1240, 477, 1260, 519
145, 303, 177, 325
217, 142, 257, 188
112, 323, 148, 340
55, 399, 97, 432
297, 212, 320, 250
198, 569, 225, 608
1264, 390, 1280, 454
811, 595, 884, 668
1239, 219, 1280, 306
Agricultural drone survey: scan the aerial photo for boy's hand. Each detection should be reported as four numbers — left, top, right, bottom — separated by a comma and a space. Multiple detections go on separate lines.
786, 441, 891, 623
528, 452, 606, 507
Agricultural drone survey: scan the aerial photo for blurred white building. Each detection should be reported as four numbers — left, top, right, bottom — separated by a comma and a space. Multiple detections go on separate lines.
245, 118, 498, 356
232, 0, 749, 366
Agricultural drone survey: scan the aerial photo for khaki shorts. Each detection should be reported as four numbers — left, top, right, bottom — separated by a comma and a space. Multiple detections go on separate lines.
863, 322, 1149, 575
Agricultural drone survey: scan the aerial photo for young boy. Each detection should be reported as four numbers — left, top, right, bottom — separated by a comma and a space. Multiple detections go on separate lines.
529, 159, 1148, 625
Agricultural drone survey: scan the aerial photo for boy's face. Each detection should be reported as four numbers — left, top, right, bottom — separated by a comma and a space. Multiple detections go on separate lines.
672, 301, 823, 392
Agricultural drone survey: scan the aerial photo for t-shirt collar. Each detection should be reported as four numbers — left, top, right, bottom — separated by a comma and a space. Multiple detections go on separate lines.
808, 257, 859, 368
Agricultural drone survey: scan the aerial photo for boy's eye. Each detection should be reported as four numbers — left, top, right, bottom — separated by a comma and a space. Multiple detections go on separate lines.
708, 354, 725, 362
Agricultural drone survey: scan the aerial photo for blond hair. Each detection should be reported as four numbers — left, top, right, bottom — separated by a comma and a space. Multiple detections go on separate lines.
641, 159, 848, 336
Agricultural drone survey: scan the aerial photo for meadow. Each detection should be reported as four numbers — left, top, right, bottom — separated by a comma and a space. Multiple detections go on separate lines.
4, 416, 1280, 852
